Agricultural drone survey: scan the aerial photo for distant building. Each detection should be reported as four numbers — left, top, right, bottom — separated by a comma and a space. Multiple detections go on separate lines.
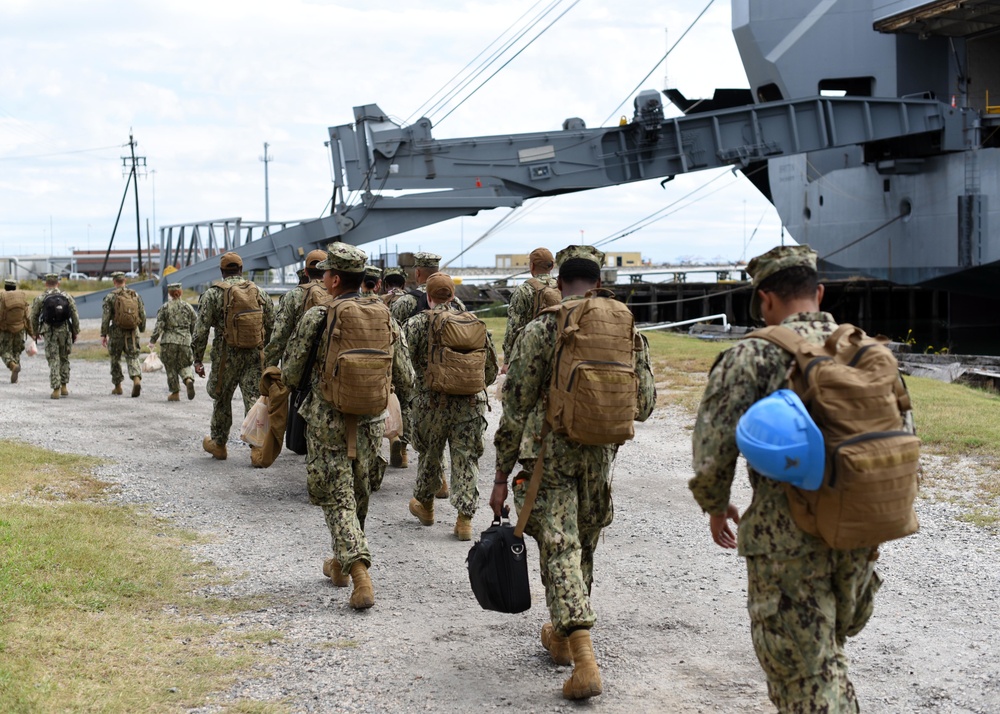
73, 248, 160, 278
495, 250, 641, 270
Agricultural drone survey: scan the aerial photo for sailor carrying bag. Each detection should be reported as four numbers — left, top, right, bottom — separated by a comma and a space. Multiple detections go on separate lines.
525, 277, 560, 318
749, 324, 921, 550
467, 507, 531, 614
319, 297, 394, 416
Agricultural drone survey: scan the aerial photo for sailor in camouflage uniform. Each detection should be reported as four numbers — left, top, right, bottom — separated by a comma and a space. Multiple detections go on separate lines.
405, 273, 498, 540
491, 245, 656, 701
264, 252, 327, 369
149, 282, 197, 401
281, 243, 414, 609
690, 245, 893, 714
388, 253, 465, 471
30, 274, 80, 399
360, 265, 382, 297
501, 247, 557, 371
101, 271, 147, 397
193, 252, 276, 460
1, 278, 32, 383
273, 267, 309, 327
380, 268, 407, 308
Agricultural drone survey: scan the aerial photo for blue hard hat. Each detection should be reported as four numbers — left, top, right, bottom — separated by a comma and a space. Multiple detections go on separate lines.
736, 389, 825, 491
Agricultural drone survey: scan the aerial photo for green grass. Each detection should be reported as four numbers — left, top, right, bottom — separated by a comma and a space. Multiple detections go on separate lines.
0, 440, 281, 712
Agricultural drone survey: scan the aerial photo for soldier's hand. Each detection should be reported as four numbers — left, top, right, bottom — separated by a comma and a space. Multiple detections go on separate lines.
72, 333, 77, 344
710, 503, 740, 549
489, 470, 509, 517
194, 362, 206, 378
101, 336, 108, 348
500, 362, 509, 376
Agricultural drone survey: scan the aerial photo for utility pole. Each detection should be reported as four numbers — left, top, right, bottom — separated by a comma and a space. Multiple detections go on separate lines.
101, 131, 146, 278
260, 142, 273, 224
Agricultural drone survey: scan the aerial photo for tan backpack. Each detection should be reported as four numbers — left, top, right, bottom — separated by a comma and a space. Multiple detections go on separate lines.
0, 291, 29, 333
425, 310, 488, 395
214, 280, 265, 349
301, 281, 334, 314
319, 297, 394, 415
526, 277, 560, 318
545, 294, 640, 446
113, 288, 141, 330
750, 324, 920, 550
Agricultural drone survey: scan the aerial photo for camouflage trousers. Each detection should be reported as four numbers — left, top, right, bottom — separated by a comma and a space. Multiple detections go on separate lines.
0, 331, 25, 370
412, 408, 486, 517
207, 347, 263, 445
41, 327, 73, 390
513, 438, 614, 636
159, 343, 194, 393
108, 328, 142, 385
746, 548, 882, 713
306, 424, 382, 571
398, 394, 413, 446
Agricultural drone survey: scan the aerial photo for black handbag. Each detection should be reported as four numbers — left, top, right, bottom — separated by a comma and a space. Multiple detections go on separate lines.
285, 390, 308, 455
466, 510, 531, 614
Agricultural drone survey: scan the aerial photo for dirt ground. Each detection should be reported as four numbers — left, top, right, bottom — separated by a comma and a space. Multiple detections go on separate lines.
2, 329, 997, 713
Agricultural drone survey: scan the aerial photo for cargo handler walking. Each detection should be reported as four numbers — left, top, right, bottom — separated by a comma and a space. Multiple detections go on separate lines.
192, 252, 276, 460
101, 271, 146, 396
30, 273, 80, 399
281, 243, 413, 610
690, 245, 918, 713
491, 245, 656, 700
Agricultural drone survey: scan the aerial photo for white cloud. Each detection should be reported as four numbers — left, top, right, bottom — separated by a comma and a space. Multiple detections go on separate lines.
0, 0, 787, 263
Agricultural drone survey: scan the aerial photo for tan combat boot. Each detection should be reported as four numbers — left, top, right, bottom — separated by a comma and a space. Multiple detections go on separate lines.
562, 630, 602, 700
50, 388, 60, 400
454, 514, 473, 541
435, 477, 449, 499
408, 497, 434, 526
322, 558, 351, 587
59, 384, 68, 396
131, 376, 141, 397
348, 562, 374, 609
202, 436, 227, 460
541, 623, 572, 665
167, 392, 180, 402
111, 383, 123, 395
8, 361, 18, 384
185, 378, 196, 400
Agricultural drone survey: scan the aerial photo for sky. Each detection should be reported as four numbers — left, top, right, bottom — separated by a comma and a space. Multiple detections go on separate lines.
0, 0, 788, 268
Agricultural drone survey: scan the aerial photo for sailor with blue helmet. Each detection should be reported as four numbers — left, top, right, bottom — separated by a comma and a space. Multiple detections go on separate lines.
690, 244, 900, 713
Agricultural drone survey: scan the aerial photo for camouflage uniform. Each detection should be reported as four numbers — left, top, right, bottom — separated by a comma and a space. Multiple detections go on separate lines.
263, 279, 324, 368
690, 309, 887, 713
502, 273, 556, 363
149, 296, 197, 394
30, 284, 80, 391
0, 283, 31, 378
404, 306, 498, 517
192, 276, 276, 446
101, 285, 147, 387
381, 287, 406, 308
281, 295, 414, 572
389, 285, 467, 326
494, 293, 656, 636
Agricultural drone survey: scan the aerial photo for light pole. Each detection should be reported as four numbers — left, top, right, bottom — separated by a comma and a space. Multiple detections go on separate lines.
260, 142, 273, 224
150, 169, 157, 245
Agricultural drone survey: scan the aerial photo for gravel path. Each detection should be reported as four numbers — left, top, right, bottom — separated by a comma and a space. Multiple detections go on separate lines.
2, 321, 997, 713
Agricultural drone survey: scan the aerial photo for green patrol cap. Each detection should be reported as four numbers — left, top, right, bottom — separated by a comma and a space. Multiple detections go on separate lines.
316, 242, 367, 272
44, 273, 59, 282
296, 268, 307, 279
167, 282, 183, 291
412, 251, 441, 268
3, 278, 15, 288
383, 267, 405, 278
747, 244, 818, 321
555, 244, 604, 268
110, 271, 126, 280
364, 265, 382, 280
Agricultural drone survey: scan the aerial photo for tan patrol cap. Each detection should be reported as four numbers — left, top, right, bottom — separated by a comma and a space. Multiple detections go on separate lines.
529, 247, 554, 267
426, 272, 455, 301
305, 249, 327, 269
220, 252, 243, 270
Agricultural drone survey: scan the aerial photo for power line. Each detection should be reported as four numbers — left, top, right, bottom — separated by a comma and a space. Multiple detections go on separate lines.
0, 144, 122, 162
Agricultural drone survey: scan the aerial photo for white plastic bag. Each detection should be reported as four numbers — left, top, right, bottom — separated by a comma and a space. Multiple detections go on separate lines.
25, 336, 38, 357
141, 349, 163, 373
492, 373, 506, 403
240, 396, 270, 447
384, 393, 402, 440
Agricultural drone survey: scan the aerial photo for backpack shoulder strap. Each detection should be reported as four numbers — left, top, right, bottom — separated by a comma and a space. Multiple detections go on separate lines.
746, 324, 807, 354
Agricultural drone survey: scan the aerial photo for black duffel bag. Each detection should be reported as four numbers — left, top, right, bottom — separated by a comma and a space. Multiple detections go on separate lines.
467, 510, 531, 614
285, 390, 308, 455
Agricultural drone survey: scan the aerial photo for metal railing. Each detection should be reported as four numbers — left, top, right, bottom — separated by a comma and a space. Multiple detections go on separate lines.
638, 313, 730, 332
